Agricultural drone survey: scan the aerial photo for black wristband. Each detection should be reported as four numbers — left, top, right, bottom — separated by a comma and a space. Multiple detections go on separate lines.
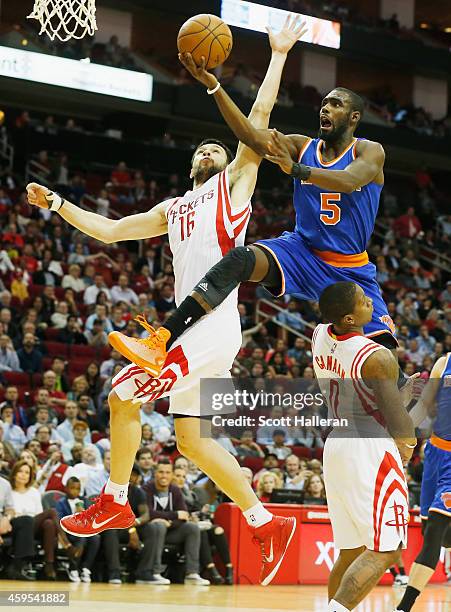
290, 162, 311, 181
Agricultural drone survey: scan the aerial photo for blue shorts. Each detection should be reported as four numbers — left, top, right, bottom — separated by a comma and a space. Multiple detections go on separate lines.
256, 231, 395, 339
420, 441, 451, 519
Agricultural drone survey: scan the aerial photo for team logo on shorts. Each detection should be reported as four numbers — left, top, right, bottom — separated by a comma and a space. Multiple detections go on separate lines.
385, 502, 409, 531
441, 492, 451, 509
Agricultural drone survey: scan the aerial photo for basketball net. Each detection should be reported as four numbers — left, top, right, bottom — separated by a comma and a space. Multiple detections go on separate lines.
27, 0, 97, 42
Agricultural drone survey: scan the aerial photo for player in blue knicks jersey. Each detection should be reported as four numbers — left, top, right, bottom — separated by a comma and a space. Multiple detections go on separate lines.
114, 54, 396, 379
395, 353, 451, 612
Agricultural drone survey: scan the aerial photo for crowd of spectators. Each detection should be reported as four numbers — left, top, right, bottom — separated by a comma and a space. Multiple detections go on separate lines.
0, 108, 448, 582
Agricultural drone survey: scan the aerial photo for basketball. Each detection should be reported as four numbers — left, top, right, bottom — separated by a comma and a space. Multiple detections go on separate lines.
177, 14, 233, 69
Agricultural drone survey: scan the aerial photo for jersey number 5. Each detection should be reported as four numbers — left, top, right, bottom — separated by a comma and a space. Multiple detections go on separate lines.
320, 193, 341, 226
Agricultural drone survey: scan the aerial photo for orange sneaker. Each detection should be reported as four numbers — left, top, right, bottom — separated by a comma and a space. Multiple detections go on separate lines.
108, 315, 171, 377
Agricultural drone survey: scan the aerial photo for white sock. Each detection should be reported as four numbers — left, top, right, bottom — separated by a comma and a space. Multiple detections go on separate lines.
328, 600, 349, 612
243, 502, 273, 528
104, 479, 129, 506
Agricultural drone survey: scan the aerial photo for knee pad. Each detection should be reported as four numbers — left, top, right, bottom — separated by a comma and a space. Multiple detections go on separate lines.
416, 512, 450, 569
195, 246, 256, 309
206, 246, 255, 284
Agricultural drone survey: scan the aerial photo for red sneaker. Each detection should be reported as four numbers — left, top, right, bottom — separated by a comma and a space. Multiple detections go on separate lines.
251, 515, 297, 586
60, 493, 135, 537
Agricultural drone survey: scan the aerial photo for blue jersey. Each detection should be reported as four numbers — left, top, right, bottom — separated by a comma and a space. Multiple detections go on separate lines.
419, 353, 451, 518
434, 353, 451, 441
294, 137, 383, 254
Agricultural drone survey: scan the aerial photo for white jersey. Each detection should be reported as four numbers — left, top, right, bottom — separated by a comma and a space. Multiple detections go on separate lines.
165, 168, 251, 312
312, 323, 387, 437
112, 168, 251, 416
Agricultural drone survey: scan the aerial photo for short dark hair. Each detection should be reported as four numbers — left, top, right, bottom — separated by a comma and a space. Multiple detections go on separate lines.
334, 87, 365, 124
319, 282, 358, 324
157, 457, 172, 467
273, 429, 286, 437
192, 139, 234, 165
136, 447, 152, 460
66, 476, 81, 486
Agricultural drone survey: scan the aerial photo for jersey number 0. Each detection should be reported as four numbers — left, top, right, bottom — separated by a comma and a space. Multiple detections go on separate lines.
320, 193, 341, 226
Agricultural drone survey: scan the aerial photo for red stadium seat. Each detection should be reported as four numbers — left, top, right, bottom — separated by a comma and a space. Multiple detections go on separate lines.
44, 342, 70, 358
32, 373, 43, 388
313, 448, 324, 460
3, 371, 32, 387
67, 359, 90, 376
100, 346, 111, 360
291, 446, 313, 459
91, 432, 106, 443
68, 345, 97, 359
242, 456, 264, 474
45, 328, 61, 341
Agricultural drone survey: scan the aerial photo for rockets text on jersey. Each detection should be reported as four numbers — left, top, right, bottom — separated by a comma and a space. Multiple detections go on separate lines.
165, 168, 251, 308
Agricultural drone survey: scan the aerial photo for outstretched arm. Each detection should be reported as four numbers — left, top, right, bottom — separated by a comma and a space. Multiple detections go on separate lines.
266, 131, 385, 192
409, 355, 445, 428
227, 15, 307, 203
26, 183, 168, 243
179, 16, 306, 162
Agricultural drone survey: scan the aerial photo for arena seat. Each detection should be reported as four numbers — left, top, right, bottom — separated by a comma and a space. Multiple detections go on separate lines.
44, 342, 70, 358
68, 345, 97, 359
44, 328, 61, 341
291, 446, 313, 459
313, 448, 324, 460
242, 456, 264, 474
3, 371, 32, 387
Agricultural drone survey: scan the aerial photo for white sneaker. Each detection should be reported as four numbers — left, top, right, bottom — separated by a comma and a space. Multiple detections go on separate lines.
394, 575, 409, 586
68, 569, 80, 582
135, 574, 171, 585
80, 568, 91, 583
184, 573, 210, 586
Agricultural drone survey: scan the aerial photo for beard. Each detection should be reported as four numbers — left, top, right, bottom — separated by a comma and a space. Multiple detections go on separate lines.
192, 161, 224, 185
318, 119, 349, 143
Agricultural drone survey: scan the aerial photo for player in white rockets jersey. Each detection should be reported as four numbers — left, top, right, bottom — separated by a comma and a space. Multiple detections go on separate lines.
313, 281, 417, 612
25, 16, 306, 586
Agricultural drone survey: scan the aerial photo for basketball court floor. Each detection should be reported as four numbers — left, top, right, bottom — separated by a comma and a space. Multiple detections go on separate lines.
1, 582, 448, 611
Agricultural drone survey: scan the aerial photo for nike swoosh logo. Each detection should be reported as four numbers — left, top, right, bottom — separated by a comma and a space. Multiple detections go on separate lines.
92, 513, 121, 529
263, 538, 274, 563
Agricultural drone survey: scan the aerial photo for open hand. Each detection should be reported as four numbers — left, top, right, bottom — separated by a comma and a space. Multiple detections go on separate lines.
178, 52, 218, 89
399, 372, 423, 408
267, 13, 307, 54
265, 130, 294, 174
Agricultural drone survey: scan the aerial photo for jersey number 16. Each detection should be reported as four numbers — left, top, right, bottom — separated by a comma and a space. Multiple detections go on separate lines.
180, 211, 195, 241
320, 193, 341, 226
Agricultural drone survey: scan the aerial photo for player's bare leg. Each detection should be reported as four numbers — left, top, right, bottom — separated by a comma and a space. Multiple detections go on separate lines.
328, 546, 365, 601
59, 391, 139, 536
329, 547, 402, 611
109, 245, 273, 375
175, 416, 297, 585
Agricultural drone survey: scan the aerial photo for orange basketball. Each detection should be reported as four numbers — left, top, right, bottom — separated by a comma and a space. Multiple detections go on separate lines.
177, 14, 233, 69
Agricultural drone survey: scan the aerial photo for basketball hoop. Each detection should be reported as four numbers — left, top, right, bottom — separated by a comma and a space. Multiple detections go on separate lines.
27, 0, 97, 42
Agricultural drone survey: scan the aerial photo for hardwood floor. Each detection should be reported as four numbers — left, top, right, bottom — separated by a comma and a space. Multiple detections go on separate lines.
0, 581, 449, 611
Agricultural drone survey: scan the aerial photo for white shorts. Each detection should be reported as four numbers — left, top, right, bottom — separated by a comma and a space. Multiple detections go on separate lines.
112, 309, 241, 417
323, 436, 409, 552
